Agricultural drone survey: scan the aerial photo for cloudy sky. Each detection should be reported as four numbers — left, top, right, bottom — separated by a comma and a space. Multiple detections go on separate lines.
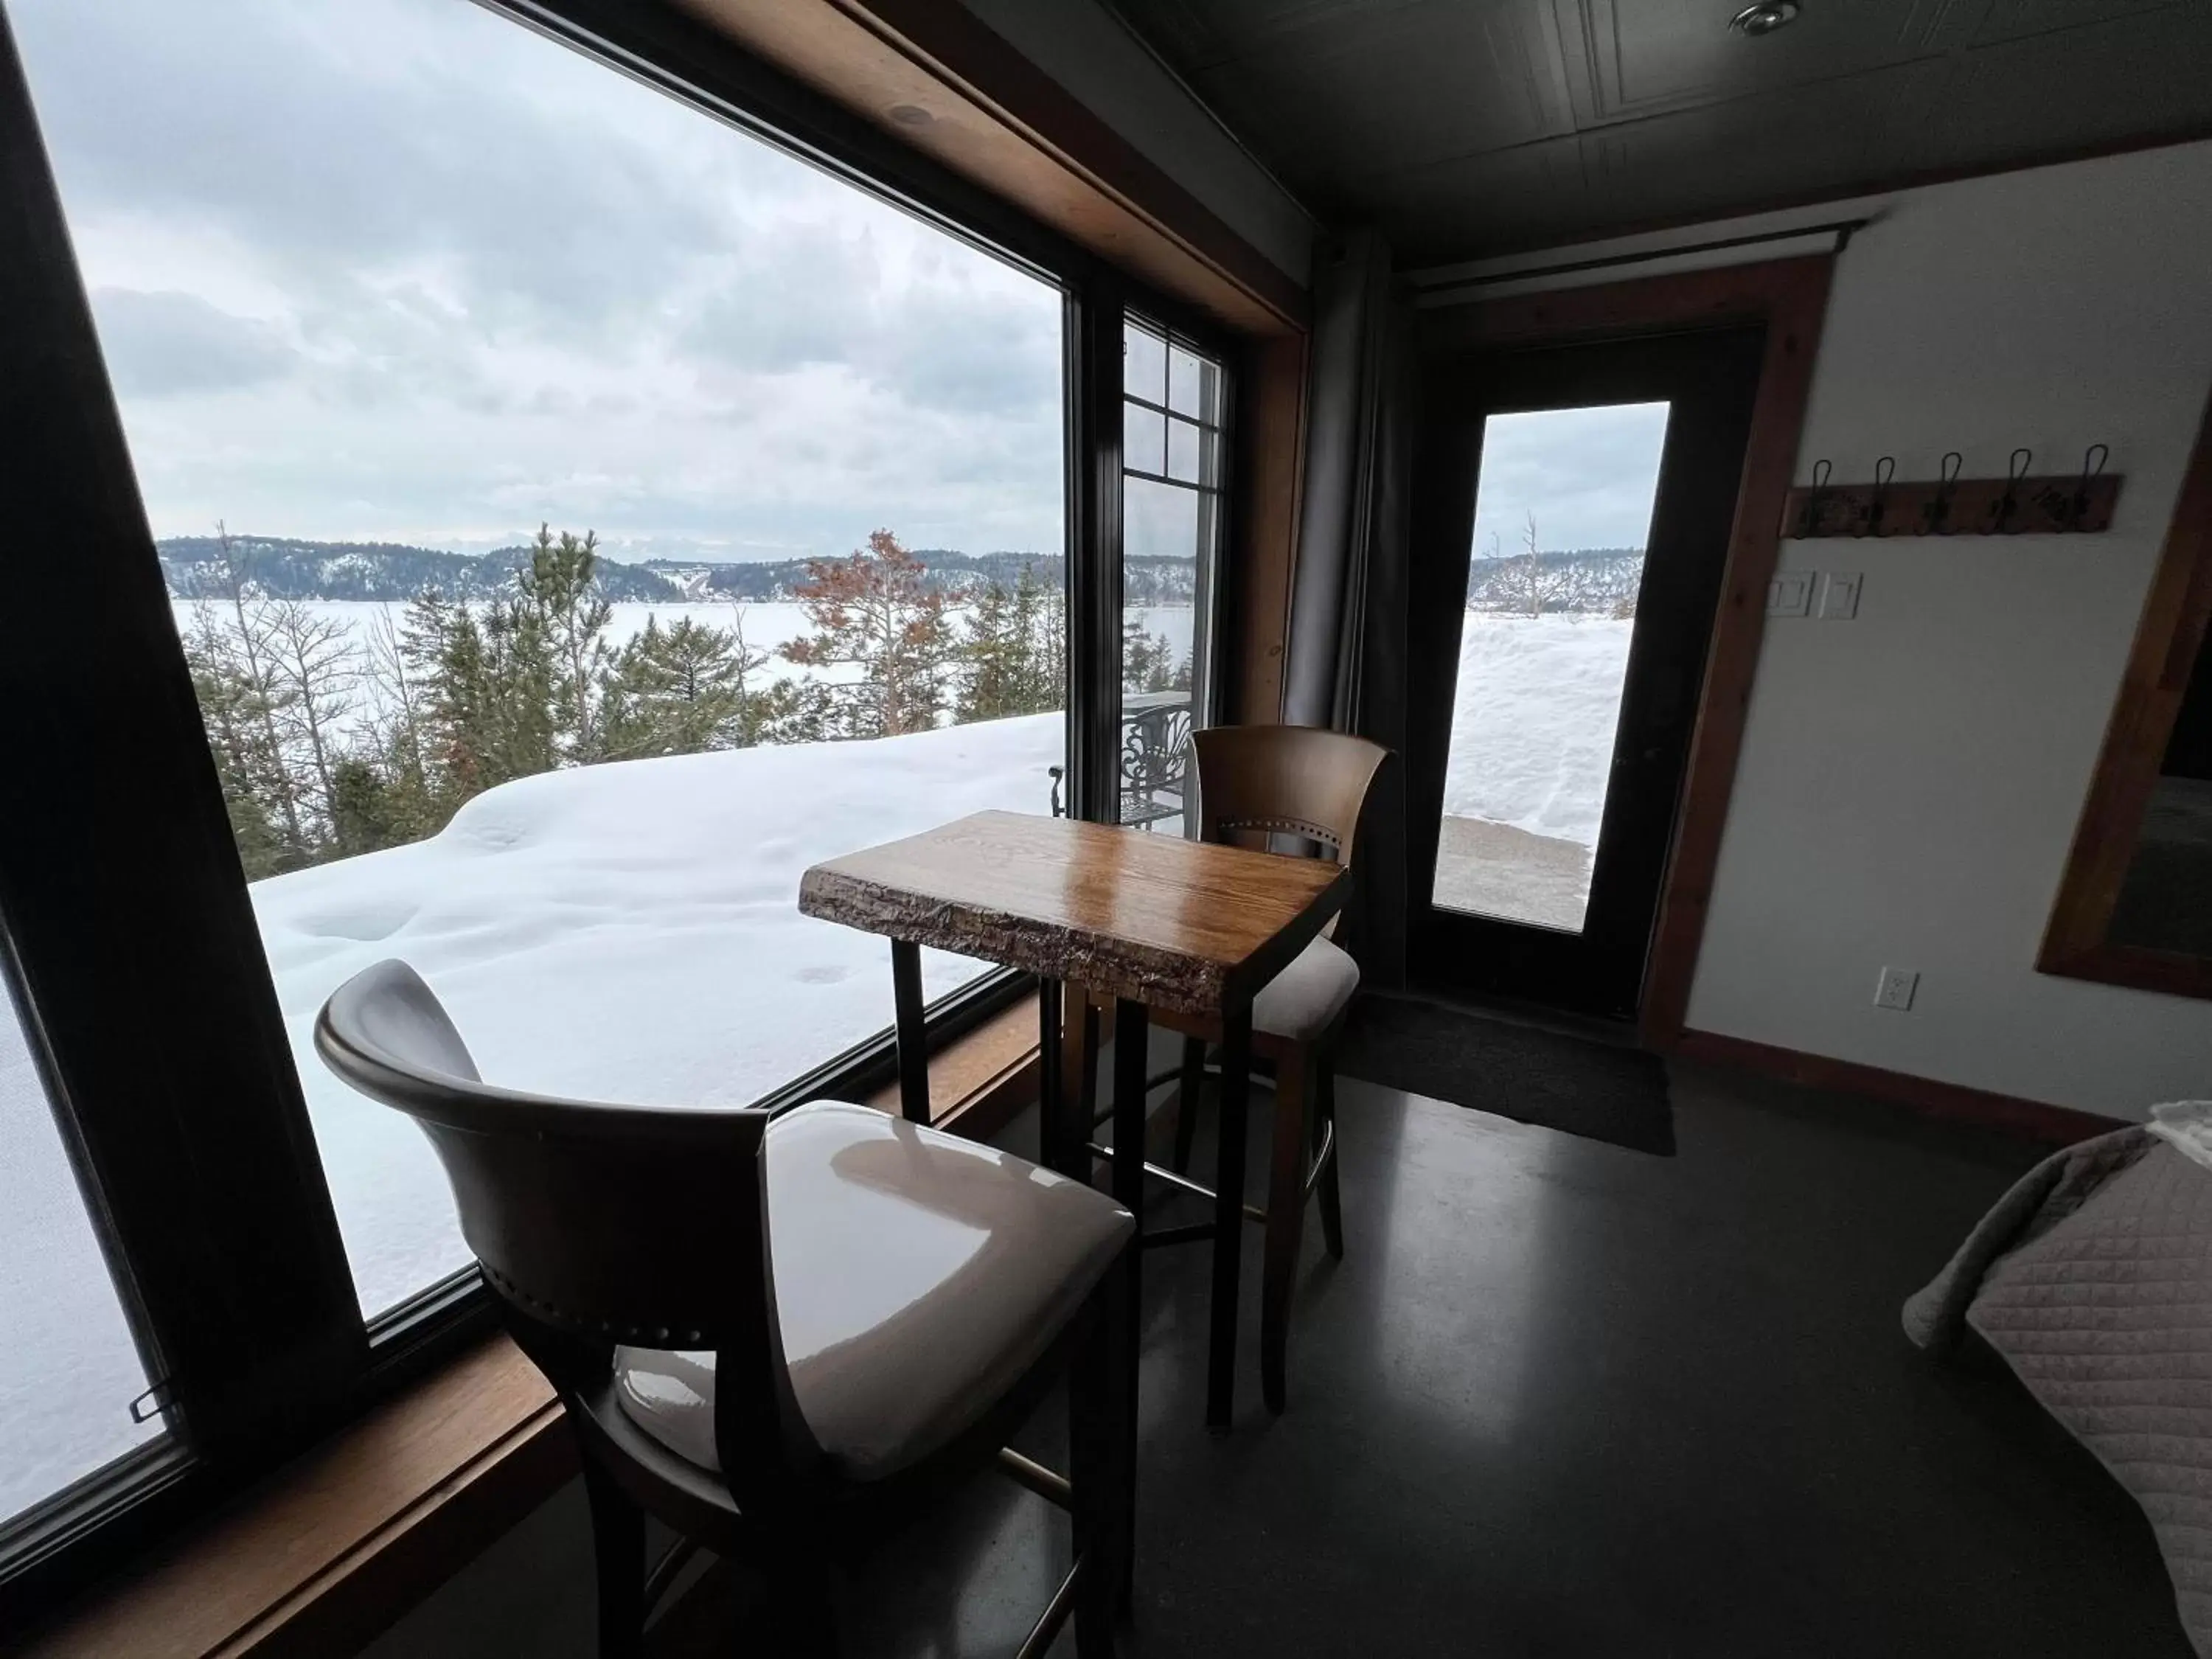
11, 0, 1066, 564
1471, 402, 1672, 561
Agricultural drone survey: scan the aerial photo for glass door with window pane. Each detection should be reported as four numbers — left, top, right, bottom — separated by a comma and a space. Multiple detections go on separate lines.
1408, 327, 1766, 1017
1119, 316, 1225, 832
12, 0, 1068, 1321
1434, 403, 1670, 933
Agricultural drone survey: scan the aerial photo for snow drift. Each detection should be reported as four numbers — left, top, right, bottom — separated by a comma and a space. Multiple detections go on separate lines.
252, 713, 1065, 1315
1442, 614, 1633, 849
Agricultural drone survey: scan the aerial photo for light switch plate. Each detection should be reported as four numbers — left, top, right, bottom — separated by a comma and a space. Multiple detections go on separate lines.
1818, 571, 1862, 620
1874, 967, 1918, 1011
1767, 571, 1814, 617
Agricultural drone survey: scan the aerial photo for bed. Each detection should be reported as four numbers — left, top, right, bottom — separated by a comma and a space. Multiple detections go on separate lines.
1905, 1101, 2212, 1655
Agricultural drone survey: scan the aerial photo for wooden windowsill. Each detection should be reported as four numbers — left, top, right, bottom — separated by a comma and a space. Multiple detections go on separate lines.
25, 999, 1047, 1658
23, 1338, 570, 1659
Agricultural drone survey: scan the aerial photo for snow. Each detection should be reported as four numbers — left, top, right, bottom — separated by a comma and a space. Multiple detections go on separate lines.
1, 993, 161, 1520
1441, 613, 1634, 849
249, 713, 1067, 1318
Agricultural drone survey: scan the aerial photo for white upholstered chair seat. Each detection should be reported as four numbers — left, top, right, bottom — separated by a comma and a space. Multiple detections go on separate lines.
1251, 936, 1360, 1042
614, 1100, 1133, 1483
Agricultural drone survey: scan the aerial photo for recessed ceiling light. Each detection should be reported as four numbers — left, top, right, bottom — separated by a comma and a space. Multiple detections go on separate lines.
1730, 1, 1801, 35
888, 103, 935, 128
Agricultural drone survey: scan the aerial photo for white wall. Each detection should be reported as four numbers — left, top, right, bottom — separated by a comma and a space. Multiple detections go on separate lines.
956, 0, 1313, 285
1683, 140, 2212, 1118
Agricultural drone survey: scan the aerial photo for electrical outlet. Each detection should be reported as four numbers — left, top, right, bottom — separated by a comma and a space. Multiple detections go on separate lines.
1767, 571, 1814, 617
1818, 571, 1862, 620
1874, 967, 1919, 1011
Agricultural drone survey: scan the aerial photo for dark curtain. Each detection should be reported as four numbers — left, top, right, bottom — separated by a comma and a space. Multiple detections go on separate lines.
1281, 229, 1418, 988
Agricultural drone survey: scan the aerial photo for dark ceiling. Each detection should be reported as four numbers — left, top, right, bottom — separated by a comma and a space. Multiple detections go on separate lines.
1108, 0, 2212, 265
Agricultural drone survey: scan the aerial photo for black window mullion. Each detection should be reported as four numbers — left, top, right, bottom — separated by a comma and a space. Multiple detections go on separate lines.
1067, 279, 1127, 823
0, 4, 363, 1491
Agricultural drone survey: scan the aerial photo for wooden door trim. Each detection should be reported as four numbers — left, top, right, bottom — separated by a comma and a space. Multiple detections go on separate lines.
2037, 388, 2212, 1002
1423, 257, 1837, 1047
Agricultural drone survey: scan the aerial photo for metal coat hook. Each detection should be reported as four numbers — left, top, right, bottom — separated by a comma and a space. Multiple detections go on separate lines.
2073, 443, 2110, 529
1924, 451, 1964, 535
1799, 458, 1832, 537
1862, 456, 1895, 538
1995, 447, 2032, 532
1782, 448, 2124, 540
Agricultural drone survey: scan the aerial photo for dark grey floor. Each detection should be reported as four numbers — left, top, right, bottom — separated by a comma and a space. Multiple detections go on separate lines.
659, 1060, 2188, 1657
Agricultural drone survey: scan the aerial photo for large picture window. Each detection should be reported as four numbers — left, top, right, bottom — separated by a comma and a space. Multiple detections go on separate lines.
13, 0, 1068, 1321
0, 949, 162, 1525
0, 0, 1237, 1613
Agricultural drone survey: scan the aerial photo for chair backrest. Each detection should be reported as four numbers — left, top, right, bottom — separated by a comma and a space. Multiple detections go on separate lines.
316, 964, 832, 1511
316, 960, 774, 1353
317, 962, 823, 1498
1192, 724, 1391, 872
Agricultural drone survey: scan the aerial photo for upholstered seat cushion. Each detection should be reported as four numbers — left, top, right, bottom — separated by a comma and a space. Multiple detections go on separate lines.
614, 1100, 1132, 1483
1252, 936, 1360, 1041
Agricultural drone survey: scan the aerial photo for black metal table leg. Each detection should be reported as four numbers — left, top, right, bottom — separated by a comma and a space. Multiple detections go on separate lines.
1206, 1003, 1253, 1431
1037, 976, 1069, 1176
1110, 998, 1151, 1219
1075, 998, 1100, 1171
1110, 998, 1149, 1609
890, 938, 929, 1124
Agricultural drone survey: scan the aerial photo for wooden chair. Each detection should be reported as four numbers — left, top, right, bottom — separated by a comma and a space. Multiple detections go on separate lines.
1075, 724, 1390, 1415
316, 959, 1136, 1658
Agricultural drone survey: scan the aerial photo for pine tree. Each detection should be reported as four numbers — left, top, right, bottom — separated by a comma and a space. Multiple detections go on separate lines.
782, 529, 953, 737
1121, 614, 1182, 695
401, 589, 555, 800
328, 755, 403, 856
179, 599, 296, 878
601, 616, 753, 758
518, 523, 614, 761
360, 605, 441, 844
1018, 562, 1068, 713
957, 580, 1025, 723
956, 561, 1065, 723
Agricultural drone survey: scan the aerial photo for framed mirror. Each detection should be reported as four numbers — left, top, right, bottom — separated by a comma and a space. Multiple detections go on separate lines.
2040, 395, 2212, 1001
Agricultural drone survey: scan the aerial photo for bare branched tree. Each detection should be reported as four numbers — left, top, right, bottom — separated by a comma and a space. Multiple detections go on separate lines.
264, 598, 364, 825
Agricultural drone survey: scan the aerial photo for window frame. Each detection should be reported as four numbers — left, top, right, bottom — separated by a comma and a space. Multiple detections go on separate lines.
1119, 313, 1237, 728
0, 0, 1244, 1623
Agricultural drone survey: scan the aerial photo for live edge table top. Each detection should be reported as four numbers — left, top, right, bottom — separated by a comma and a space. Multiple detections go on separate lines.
797, 810, 1350, 1018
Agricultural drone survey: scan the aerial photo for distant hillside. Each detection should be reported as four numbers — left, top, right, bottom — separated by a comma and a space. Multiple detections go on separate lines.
159, 536, 684, 603
1466, 546, 1645, 614
154, 538, 1203, 607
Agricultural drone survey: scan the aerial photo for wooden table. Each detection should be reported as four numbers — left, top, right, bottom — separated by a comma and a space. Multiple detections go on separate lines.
799, 809, 1351, 1432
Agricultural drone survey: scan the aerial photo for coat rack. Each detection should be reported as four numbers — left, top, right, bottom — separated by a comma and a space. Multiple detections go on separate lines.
1779, 446, 2121, 538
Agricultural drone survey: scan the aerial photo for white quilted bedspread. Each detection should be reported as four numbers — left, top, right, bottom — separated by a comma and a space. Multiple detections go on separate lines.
1905, 1114, 2212, 1656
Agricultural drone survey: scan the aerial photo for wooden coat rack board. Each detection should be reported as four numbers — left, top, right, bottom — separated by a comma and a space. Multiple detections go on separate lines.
1780, 450, 2122, 538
